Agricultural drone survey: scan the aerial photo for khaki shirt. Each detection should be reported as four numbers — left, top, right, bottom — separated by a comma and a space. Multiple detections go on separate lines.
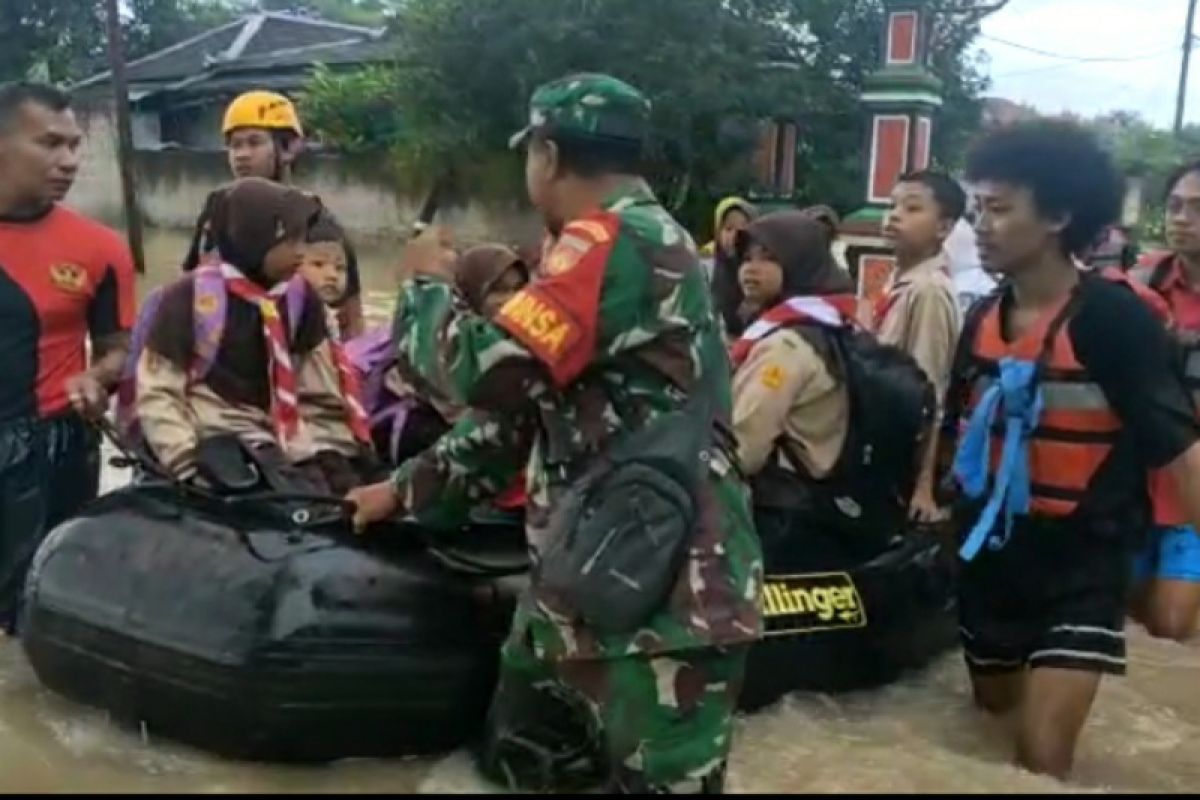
732, 328, 849, 479
875, 253, 962, 409
136, 341, 359, 479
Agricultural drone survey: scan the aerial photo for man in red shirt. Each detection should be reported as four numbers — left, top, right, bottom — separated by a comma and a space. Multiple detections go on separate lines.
0, 84, 135, 634
1128, 161, 1200, 642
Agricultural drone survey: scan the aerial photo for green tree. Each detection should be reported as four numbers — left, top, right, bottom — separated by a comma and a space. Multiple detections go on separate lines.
303, 0, 1004, 228
0, 0, 105, 84
1086, 111, 1200, 243
124, 0, 243, 62
301, 63, 405, 153
0, 0, 245, 85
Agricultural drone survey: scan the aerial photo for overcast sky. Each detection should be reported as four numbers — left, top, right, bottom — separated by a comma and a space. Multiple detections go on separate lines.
975, 0, 1193, 128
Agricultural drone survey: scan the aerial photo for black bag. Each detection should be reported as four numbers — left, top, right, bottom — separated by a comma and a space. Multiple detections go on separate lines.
765, 324, 935, 540
537, 357, 720, 635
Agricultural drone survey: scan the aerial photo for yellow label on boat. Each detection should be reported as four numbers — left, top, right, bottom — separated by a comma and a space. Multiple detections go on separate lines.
760, 572, 867, 636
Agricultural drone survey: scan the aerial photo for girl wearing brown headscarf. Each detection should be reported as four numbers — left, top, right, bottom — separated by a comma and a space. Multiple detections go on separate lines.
455, 244, 530, 318
726, 209, 857, 487
135, 178, 372, 493
727, 209, 873, 571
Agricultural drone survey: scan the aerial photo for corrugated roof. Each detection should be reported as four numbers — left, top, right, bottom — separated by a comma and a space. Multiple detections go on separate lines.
72, 12, 382, 90
228, 36, 397, 71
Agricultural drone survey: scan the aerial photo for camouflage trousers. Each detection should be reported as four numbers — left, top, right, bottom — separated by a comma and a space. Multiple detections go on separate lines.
478, 631, 747, 794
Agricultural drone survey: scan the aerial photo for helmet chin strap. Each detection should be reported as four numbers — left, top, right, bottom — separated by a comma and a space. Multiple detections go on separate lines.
272, 140, 286, 183
271, 132, 296, 183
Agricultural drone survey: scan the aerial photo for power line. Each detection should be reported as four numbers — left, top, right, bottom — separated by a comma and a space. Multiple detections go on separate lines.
981, 33, 1179, 63
993, 48, 1178, 79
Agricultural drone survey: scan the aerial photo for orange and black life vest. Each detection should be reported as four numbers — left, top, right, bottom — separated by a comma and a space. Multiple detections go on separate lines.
960, 286, 1122, 519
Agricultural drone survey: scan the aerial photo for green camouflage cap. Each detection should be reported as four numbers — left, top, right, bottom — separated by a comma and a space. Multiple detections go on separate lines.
508, 73, 652, 150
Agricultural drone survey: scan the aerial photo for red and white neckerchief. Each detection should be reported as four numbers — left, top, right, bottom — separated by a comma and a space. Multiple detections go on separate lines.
222, 266, 302, 446
327, 331, 372, 445
729, 294, 858, 367
319, 303, 375, 444
222, 264, 373, 447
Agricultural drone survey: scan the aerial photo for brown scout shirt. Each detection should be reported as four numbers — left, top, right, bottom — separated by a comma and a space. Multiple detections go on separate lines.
136, 341, 360, 479
732, 327, 848, 479
874, 252, 962, 411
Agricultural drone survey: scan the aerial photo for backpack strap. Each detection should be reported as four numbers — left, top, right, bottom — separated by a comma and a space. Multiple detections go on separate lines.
115, 285, 168, 436
1151, 255, 1175, 293
943, 288, 1005, 433
192, 265, 228, 381
283, 275, 308, 342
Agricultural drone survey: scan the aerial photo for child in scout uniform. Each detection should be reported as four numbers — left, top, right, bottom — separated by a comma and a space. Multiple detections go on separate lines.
877, 170, 966, 523
297, 212, 354, 341
135, 178, 372, 495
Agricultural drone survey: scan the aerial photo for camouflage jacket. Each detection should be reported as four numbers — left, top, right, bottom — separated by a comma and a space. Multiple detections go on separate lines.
391, 179, 763, 661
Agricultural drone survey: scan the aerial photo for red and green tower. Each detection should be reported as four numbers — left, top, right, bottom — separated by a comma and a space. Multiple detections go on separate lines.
841, 0, 944, 305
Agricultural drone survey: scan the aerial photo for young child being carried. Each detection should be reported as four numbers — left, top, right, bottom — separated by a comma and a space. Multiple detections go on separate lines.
349, 242, 530, 471
297, 211, 355, 341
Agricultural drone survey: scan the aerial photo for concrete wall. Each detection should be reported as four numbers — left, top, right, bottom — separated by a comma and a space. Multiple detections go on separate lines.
71, 106, 540, 247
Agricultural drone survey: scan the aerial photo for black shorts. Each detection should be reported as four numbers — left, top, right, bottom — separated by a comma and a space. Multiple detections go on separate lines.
957, 518, 1131, 677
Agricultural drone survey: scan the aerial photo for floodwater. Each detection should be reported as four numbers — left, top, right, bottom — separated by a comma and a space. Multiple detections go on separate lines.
2, 228, 1199, 793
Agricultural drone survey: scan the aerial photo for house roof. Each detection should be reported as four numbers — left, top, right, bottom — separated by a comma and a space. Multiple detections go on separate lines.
72, 12, 385, 93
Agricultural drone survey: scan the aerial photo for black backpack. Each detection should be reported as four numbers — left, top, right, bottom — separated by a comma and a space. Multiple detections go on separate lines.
756, 322, 936, 541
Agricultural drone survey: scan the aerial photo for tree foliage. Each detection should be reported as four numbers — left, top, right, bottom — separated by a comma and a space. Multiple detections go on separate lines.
124, 0, 243, 62
303, 0, 1002, 227
0, 0, 390, 86
301, 63, 405, 154
0, 0, 246, 84
0, 0, 106, 83
1085, 111, 1200, 242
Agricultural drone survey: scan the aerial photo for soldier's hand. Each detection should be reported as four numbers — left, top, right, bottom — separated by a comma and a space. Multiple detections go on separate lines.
346, 480, 403, 534
399, 225, 456, 284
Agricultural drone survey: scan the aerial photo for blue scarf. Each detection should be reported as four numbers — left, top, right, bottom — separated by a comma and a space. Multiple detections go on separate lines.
953, 357, 1044, 561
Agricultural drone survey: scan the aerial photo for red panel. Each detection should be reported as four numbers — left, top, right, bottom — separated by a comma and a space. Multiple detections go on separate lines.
887, 12, 918, 65
870, 116, 910, 203
914, 117, 932, 170
779, 123, 797, 194
755, 122, 778, 187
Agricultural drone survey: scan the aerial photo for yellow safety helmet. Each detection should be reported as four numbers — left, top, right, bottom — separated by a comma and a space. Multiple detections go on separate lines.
222, 90, 304, 138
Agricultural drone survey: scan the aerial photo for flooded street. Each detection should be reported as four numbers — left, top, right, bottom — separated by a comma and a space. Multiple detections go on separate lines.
2, 630, 1197, 793
2, 226, 1198, 793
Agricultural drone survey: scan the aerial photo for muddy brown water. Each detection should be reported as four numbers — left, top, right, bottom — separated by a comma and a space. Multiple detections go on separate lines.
2, 228, 1197, 793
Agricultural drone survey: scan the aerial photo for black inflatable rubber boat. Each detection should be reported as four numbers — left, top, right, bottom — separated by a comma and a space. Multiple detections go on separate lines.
738, 531, 958, 711
22, 477, 957, 758
20, 481, 527, 763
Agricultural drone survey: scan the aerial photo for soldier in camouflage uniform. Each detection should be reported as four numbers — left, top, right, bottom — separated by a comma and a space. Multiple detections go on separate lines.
349, 73, 763, 793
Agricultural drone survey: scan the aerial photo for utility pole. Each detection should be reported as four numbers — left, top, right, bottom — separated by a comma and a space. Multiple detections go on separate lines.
1175, 0, 1198, 134
103, 0, 146, 273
